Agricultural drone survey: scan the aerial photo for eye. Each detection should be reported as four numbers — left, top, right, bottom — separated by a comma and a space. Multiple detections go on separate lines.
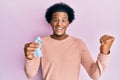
62, 20, 67, 22
52, 19, 58, 23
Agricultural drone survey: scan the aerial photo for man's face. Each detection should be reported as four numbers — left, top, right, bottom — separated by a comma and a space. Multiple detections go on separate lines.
50, 12, 69, 36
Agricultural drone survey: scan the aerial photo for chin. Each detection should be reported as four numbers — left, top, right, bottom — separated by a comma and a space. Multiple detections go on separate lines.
55, 33, 64, 36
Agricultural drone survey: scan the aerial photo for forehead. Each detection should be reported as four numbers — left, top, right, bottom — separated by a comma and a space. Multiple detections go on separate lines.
52, 12, 68, 18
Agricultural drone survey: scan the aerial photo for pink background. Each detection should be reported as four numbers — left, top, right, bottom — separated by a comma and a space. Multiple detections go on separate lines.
0, 0, 120, 80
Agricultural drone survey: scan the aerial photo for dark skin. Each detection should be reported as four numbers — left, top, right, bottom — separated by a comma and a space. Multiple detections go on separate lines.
50, 12, 69, 40
24, 11, 115, 60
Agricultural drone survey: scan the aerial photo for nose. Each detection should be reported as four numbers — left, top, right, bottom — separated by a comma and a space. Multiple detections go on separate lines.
57, 20, 61, 26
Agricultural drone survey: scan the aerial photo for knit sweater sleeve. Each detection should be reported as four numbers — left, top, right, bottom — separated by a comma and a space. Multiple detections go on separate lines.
24, 40, 46, 79
80, 40, 110, 80
24, 57, 40, 79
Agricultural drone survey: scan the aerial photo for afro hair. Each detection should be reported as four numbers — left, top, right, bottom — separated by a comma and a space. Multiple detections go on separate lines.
45, 2, 75, 24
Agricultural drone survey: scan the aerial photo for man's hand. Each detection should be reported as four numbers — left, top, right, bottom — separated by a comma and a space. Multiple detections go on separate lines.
24, 42, 39, 60
100, 35, 115, 54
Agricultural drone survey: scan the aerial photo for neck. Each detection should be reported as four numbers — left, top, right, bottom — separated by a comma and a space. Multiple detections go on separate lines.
50, 34, 69, 40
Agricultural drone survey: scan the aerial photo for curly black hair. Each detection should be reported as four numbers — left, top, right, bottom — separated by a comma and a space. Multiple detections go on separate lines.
45, 2, 75, 24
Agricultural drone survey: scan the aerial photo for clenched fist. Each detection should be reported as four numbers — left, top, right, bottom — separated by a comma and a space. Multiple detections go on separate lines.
100, 35, 115, 54
24, 42, 39, 60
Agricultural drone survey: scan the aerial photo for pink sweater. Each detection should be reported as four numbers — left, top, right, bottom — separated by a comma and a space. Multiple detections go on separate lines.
24, 36, 110, 80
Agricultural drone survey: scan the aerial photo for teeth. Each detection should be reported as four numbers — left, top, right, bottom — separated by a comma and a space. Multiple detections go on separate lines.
57, 27, 63, 30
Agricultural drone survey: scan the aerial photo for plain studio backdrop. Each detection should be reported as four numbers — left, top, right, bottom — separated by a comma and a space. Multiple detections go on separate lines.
0, 0, 120, 80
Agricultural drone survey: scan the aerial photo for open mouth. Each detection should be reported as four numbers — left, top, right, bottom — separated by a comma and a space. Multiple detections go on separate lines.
55, 27, 64, 31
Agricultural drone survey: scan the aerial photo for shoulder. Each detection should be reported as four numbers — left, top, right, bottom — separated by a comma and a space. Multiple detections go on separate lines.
70, 36, 87, 46
69, 35, 84, 42
41, 35, 50, 41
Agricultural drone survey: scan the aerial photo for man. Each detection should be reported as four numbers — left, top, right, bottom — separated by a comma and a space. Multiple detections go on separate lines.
24, 2, 114, 80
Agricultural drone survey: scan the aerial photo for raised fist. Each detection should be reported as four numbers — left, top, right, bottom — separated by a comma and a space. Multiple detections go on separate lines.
100, 35, 115, 54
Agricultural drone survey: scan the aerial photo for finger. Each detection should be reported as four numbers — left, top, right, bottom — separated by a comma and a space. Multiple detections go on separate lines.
100, 35, 106, 43
109, 36, 115, 41
100, 36, 105, 44
26, 47, 36, 51
100, 38, 103, 43
102, 35, 109, 41
25, 42, 39, 47
29, 42, 39, 48
105, 36, 115, 43
24, 43, 32, 53
26, 51, 34, 56
100, 35, 114, 43
24, 42, 31, 48
27, 54, 34, 60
